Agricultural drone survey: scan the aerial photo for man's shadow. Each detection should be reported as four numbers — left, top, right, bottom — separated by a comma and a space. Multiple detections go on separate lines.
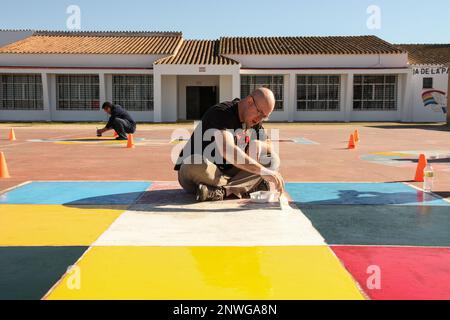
63, 189, 282, 213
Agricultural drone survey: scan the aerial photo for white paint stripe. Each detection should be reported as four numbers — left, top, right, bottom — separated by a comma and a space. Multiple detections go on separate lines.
41, 246, 95, 300
93, 200, 325, 247
0, 181, 32, 195
0, 132, 88, 149
403, 182, 449, 203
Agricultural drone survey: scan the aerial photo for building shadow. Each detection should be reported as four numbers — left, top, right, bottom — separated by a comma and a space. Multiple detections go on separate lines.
396, 157, 450, 164
369, 123, 450, 132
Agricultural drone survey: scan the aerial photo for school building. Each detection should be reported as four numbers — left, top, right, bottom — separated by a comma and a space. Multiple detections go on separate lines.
0, 30, 448, 123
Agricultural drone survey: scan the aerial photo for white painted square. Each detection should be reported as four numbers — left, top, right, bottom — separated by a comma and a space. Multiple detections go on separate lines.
93, 200, 325, 246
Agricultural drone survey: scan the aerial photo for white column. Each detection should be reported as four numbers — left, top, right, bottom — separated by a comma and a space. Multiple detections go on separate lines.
400, 73, 412, 122
231, 71, 240, 100
99, 73, 106, 108
41, 72, 51, 121
153, 71, 162, 123
287, 72, 296, 122
344, 73, 354, 122
219, 75, 233, 102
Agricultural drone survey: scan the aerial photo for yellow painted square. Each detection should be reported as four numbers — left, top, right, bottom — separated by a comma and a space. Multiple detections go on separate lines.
0, 205, 126, 246
45, 246, 364, 300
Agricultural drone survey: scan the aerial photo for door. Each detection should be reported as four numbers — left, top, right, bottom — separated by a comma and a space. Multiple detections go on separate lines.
186, 86, 218, 120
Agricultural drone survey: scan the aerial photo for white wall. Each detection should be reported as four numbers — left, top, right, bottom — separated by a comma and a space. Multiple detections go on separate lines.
219, 75, 233, 102
161, 75, 178, 122
409, 65, 448, 122
0, 53, 166, 68
224, 54, 408, 69
2, 63, 446, 123
0, 68, 155, 122
241, 68, 409, 122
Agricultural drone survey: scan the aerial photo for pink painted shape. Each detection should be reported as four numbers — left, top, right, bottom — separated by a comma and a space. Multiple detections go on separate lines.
332, 246, 450, 300
148, 181, 183, 191
138, 181, 190, 204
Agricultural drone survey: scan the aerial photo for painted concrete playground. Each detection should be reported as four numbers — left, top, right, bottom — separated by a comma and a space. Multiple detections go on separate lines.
0, 123, 450, 300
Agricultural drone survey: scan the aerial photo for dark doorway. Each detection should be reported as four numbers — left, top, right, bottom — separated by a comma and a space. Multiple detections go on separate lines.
186, 86, 218, 120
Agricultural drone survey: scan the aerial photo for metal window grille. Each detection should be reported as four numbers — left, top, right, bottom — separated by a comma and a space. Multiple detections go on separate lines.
0, 74, 43, 110
296, 75, 341, 111
112, 75, 154, 111
240, 75, 284, 111
423, 78, 433, 89
353, 75, 398, 111
56, 75, 100, 111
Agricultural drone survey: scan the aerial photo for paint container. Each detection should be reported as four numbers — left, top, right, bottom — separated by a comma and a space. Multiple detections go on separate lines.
424, 162, 435, 193
249, 191, 280, 203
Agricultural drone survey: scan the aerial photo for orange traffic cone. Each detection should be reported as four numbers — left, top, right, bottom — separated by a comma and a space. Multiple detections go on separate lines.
347, 134, 356, 149
354, 129, 360, 143
0, 152, 10, 178
8, 128, 16, 141
126, 134, 135, 148
414, 154, 428, 182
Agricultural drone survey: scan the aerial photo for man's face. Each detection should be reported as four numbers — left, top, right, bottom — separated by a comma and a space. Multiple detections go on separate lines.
103, 106, 112, 115
242, 95, 272, 128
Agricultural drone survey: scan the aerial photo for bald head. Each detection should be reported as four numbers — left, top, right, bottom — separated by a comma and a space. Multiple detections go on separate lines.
238, 87, 276, 127
252, 87, 276, 114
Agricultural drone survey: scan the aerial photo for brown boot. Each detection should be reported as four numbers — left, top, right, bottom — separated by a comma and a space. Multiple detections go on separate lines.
196, 184, 226, 202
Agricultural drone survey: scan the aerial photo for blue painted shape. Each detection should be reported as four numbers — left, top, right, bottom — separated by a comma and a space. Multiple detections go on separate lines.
286, 183, 449, 206
292, 137, 319, 145
0, 181, 152, 205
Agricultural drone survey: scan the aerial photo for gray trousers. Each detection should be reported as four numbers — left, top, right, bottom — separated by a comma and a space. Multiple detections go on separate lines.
178, 154, 280, 198
111, 118, 135, 139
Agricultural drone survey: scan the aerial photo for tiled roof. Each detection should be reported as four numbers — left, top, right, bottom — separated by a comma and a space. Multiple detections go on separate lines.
155, 40, 239, 65
0, 31, 183, 55
396, 44, 450, 66
219, 35, 405, 55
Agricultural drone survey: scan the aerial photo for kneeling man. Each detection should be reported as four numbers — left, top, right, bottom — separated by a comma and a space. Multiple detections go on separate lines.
174, 88, 285, 202
97, 102, 136, 140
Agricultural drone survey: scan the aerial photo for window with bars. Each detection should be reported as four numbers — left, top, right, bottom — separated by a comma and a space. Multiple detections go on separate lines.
353, 75, 398, 111
297, 75, 341, 111
423, 78, 433, 89
0, 74, 43, 110
112, 75, 153, 111
240, 75, 284, 111
56, 75, 100, 111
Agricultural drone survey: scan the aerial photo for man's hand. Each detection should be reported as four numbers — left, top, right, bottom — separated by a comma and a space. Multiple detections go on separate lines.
96, 128, 103, 137
261, 169, 285, 194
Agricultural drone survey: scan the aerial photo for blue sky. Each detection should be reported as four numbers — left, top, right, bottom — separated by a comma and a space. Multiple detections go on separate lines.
1, 0, 449, 43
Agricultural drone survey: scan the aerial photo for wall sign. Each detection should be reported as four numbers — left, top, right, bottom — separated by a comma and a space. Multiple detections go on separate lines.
413, 67, 448, 76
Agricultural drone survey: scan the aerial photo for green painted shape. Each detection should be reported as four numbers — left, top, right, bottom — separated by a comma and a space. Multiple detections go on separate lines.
299, 205, 450, 247
0, 247, 88, 300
